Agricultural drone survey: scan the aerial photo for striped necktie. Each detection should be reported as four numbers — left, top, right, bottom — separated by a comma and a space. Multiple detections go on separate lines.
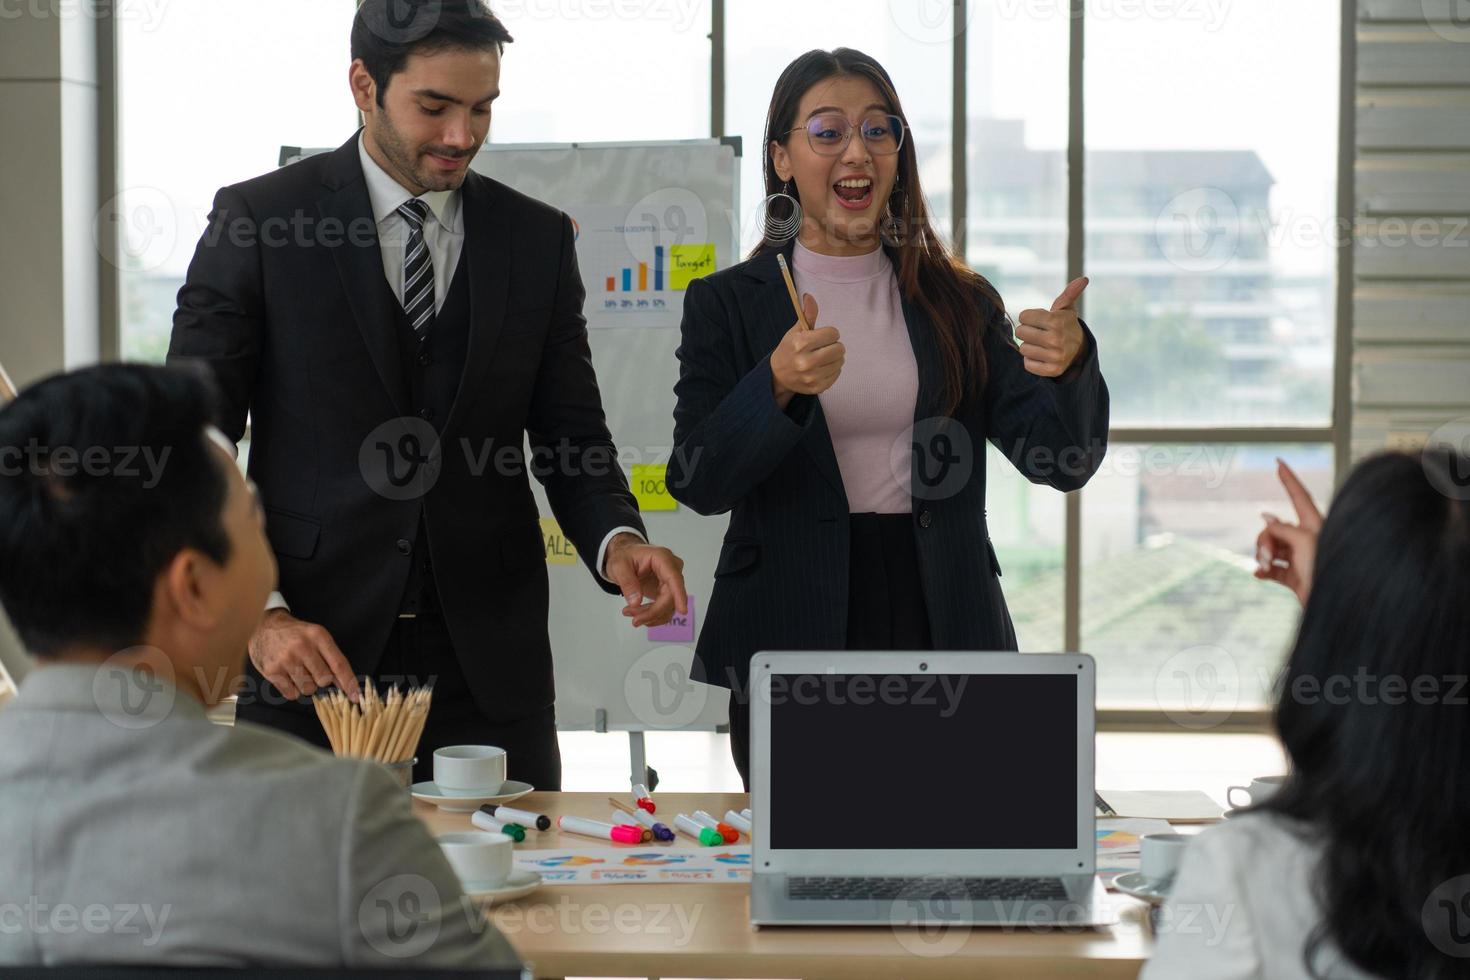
396, 198, 435, 340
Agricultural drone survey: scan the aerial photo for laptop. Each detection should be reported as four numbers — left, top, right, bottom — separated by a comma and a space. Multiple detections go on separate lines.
748, 651, 1117, 928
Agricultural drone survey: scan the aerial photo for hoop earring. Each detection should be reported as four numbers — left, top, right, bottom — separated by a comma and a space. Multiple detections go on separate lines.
762, 179, 803, 245
880, 183, 907, 247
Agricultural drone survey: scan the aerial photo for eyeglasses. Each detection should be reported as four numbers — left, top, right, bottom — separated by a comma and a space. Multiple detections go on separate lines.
787, 113, 906, 157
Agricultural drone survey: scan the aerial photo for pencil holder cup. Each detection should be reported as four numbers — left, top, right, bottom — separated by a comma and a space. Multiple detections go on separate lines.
383, 756, 417, 791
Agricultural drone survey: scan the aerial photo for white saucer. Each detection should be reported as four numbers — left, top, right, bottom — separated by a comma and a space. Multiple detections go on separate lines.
1113, 872, 1172, 906
1221, 806, 1250, 820
462, 869, 542, 904
410, 779, 534, 812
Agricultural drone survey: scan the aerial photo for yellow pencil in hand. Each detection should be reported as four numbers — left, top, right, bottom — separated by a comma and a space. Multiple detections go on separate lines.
775, 253, 810, 331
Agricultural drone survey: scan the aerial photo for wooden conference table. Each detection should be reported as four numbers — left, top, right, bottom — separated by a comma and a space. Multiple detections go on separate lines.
414, 791, 1157, 979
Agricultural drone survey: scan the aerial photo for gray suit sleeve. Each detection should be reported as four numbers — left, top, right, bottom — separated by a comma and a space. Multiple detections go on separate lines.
339, 762, 521, 969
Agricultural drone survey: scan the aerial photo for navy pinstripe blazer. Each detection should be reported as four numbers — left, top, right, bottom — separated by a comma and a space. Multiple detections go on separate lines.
667, 242, 1109, 696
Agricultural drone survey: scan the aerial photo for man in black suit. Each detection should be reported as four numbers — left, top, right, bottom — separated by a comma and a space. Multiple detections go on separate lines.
168, 0, 687, 789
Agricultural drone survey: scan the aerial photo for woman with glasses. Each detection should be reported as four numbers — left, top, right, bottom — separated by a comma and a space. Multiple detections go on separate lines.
667, 48, 1110, 788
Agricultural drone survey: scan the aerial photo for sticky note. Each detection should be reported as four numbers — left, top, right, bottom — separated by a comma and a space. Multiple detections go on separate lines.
668, 243, 716, 290
541, 518, 578, 565
631, 464, 677, 512
648, 595, 696, 643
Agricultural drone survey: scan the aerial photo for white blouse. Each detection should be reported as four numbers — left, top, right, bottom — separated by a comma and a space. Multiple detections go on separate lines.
1142, 812, 1379, 979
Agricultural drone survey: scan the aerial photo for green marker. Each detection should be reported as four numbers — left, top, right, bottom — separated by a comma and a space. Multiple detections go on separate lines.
472, 809, 526, 842
675, 813, 724, 846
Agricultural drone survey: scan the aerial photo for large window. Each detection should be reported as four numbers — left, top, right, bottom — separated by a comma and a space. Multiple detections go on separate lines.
118, 0, 359, 362
1079, 1, 1339, 710
117, 0, 711, 362
1085, 2, 1337, 427
117, 1, 1344, 725
1080, 443, 1333, 709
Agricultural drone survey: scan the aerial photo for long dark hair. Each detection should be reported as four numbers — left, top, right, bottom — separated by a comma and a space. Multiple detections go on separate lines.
1258, 447, 1470, 978
752, 48, 1006, 417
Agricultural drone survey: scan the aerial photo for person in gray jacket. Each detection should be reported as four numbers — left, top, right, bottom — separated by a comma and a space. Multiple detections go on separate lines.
0, 363, 519, 970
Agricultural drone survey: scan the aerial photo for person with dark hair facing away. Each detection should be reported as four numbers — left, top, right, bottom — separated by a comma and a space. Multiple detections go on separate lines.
667, 48, 1109, 788
1145, 447, 1470, 979
0, 364, 519, 969
169, 0, 687, 787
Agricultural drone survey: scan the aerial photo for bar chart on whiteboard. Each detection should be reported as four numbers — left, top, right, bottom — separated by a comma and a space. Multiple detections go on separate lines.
569, 200, 720, 331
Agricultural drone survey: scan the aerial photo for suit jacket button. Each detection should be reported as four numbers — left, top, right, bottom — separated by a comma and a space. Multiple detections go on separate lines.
918, 510, 933, 529
396, 539, 412, 555
418, 407, 434, 422
418, 351, 432, 367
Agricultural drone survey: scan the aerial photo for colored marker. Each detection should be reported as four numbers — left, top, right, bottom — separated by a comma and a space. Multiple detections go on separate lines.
471, 810, 526, 842
481, 804, 551, 831
631, 810, 676, 842
608, 797, 675, 841
558, 815, 642, 844
723, 809, 752, 834
632, 782, 656, 813
608, 812, 655, 842
692, 809, 740, 843
673, 813, 723, 846
612, 807, 673, 842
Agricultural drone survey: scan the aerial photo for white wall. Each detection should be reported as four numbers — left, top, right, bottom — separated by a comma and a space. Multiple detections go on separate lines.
0, 3, 103, 388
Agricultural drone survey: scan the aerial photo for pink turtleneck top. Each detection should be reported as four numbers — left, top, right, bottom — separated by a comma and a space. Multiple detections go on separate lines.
790, 238, 919, 514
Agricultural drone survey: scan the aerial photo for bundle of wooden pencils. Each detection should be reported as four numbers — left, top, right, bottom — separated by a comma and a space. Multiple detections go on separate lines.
313, 685, 431, 763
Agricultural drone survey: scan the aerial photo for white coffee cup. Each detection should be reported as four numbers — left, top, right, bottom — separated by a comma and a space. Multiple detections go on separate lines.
433, 745, 507, 795
437, 831, 514, 889
1139, 832, 1193, 886
1226, 774, 1286, 810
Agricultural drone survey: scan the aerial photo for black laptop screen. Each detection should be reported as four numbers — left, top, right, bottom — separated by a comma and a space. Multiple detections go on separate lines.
767, 673, 1079, 850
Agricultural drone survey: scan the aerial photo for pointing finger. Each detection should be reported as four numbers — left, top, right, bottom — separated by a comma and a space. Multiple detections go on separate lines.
1275, 458, 1323, 532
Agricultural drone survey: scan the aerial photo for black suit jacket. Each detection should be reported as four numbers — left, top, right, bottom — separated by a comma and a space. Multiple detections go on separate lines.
667, 242, 1109, 695
168, 131, 644, 719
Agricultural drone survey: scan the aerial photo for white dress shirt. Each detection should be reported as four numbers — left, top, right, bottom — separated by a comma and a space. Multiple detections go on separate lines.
264, 134, 641, 613
357, 132, 465, 315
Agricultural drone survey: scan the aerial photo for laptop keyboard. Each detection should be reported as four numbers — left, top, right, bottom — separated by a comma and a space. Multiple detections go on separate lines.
787, 875, 1069, 902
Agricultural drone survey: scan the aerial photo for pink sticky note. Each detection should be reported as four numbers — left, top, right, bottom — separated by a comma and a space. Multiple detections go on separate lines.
647, 595, 696, 643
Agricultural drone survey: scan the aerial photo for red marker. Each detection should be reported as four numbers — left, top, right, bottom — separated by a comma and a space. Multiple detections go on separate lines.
632, 782, 656, 813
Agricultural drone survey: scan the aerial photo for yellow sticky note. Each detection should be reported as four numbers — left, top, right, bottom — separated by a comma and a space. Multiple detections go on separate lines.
668, 243, 716, 290
541, 517, 578, 565
631, 464, 677, 512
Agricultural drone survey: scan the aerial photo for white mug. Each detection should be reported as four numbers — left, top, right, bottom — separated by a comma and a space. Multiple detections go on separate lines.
437, 831, 514, 889
1139, 832, 1193, 886
433, 745, 507, 795
1226, 774, 1286, 810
